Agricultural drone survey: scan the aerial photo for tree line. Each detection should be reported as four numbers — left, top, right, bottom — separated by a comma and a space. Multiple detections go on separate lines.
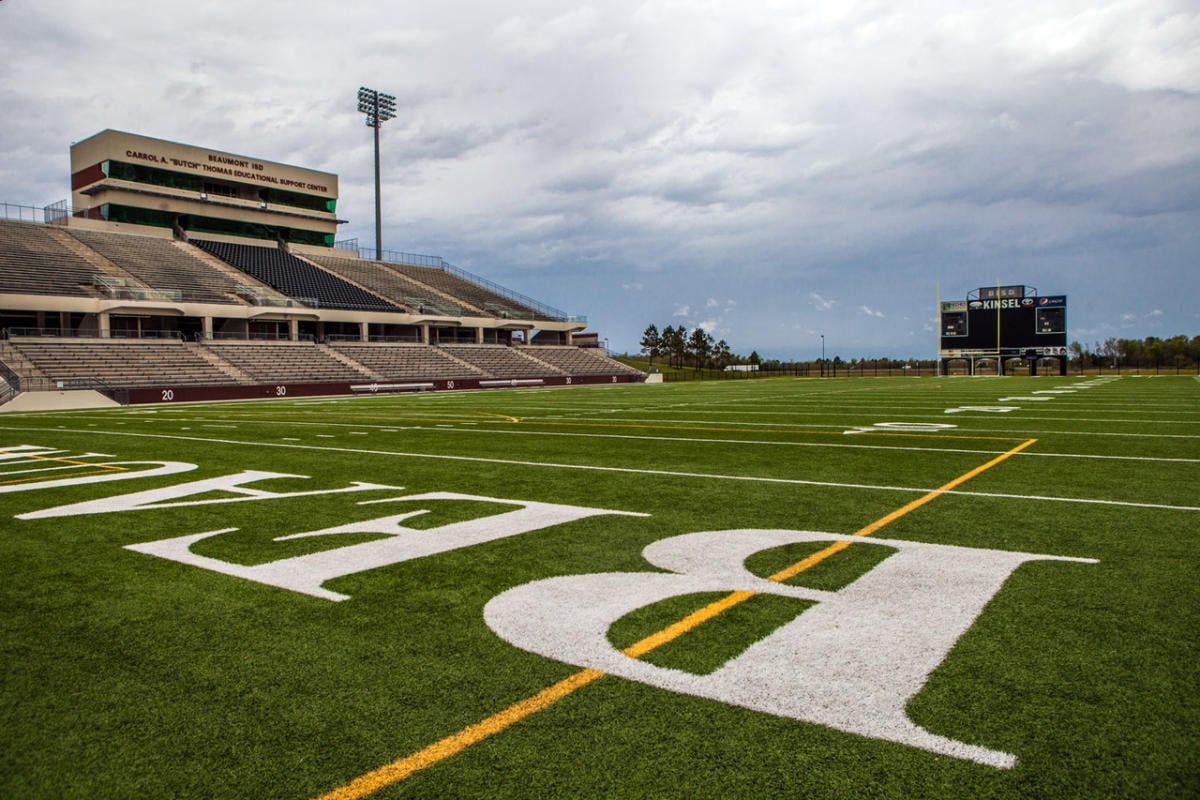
1069, 335, 1200, 369
640, 324, 752, 370
639, 324, 1199, 373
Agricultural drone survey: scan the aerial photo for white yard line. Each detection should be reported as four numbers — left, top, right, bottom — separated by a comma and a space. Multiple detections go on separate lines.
8, 417, 1197, 462
3, 425, 1196, 512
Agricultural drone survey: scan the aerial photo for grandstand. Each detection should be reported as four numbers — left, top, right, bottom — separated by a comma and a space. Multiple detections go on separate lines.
65, 228, 245, 305
0, 132, 642, 408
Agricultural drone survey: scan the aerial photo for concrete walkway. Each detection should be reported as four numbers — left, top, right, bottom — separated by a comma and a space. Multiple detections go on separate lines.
0, 390, 120, 413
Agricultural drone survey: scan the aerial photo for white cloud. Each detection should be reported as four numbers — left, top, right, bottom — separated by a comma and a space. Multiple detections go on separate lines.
859, 305, 885, 318
492, 8, 603, 58
1006, 2, 1200, 93
810, 293, 837, 311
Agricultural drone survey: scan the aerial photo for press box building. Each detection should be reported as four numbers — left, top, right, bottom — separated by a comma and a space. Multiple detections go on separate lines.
69, 130, 340, 248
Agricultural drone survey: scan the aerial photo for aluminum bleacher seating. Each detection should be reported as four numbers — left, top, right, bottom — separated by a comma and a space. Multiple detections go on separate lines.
440, 345, 565, 378
525, 346, 645, 376
329, 342, 487, 381
204, 341, 375, 383
67, 229, 244, 305
0, 220, 100, 298
386, 262, 553, 320
7, 337, 238, 388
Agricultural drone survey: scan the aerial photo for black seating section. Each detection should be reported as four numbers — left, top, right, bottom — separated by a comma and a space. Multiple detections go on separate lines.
193, 239, 401, 312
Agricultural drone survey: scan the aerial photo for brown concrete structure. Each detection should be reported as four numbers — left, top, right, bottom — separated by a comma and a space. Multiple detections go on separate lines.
70, 130, 340, 247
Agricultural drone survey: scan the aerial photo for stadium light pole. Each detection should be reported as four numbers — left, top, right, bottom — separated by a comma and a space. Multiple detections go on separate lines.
820, 334, 825, 377
357, 86, 396, 261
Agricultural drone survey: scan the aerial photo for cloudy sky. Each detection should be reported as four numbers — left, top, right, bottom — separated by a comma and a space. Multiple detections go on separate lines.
1, 1, 1197, 358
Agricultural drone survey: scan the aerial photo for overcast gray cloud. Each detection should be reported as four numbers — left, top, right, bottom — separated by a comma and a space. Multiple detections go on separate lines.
1, 0, 1196, 357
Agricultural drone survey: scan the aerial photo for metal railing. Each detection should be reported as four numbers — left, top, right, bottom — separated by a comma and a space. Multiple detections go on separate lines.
93, 275, 183, 303
347, 244, 576, 323
3, 327, 186, 340
0, 202, 52, 223
0, 200, 82, 224
0, 360, 21, 395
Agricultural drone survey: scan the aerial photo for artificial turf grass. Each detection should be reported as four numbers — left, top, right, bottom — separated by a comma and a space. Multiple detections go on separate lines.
1, 376, 1196, 799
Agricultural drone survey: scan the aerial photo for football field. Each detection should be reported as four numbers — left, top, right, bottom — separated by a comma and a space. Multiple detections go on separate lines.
2, 375, 1197, 799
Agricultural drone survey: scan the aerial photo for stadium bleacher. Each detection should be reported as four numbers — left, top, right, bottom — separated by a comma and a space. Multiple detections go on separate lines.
0, 218, 642, 405
386, 262, 554, 320
329, 342, 487, 381
66, 229, 246, 305
0, 220, 105, 298
6, 337, 239, 389
306, 254, 466, 316
441, 344, 566, 378
525, 346, 645, 377
192, 239, 403, 312
204, 341, 376, 384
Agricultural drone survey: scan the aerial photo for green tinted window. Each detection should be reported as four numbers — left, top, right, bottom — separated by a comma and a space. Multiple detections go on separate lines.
101, 204, 175, 229
107, 160, 203, 192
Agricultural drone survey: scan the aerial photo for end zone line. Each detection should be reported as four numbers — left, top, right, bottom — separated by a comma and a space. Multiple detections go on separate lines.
311, 438, 1038, 800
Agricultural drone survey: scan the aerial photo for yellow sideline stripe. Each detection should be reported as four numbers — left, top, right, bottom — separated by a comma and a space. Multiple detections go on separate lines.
316, 668, 607, 800
771, 436, 1039, 581
313, 438, 1038, 800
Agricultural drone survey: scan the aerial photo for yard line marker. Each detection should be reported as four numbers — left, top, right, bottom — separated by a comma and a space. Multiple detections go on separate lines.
312, 439, 1037, 799
3, 426, 1196, 511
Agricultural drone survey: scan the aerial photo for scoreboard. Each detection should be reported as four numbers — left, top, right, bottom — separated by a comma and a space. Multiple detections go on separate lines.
939, 285, 1067, 359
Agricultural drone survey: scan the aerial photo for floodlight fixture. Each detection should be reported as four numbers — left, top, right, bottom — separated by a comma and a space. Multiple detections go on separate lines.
357, 86, 396, 259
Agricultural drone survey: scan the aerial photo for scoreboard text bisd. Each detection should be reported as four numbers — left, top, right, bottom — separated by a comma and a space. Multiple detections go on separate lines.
939, 285, 1068, 374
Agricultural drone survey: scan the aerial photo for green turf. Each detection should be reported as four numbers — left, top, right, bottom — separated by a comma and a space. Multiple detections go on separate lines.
1, 375, 1196, 799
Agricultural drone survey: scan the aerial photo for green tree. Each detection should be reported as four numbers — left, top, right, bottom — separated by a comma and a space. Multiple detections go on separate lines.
688, 327, 714, 369
713, 339, 732, 369
662, 325, 687, 368
640, 324, 662, 365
